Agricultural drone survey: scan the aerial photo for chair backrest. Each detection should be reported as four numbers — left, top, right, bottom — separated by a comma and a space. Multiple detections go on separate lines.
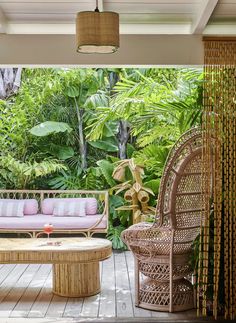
155, 127, 205, 244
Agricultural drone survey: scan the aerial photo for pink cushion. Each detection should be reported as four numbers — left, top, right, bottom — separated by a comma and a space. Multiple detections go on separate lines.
0, 214, 107, 230
53, 200, 86, 217
0, 199, 38, 215
0, 200, 25, 217
41, 198, 97, 215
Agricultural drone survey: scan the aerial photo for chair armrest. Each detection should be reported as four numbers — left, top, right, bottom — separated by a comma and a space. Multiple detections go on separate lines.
121, 222, 172, 245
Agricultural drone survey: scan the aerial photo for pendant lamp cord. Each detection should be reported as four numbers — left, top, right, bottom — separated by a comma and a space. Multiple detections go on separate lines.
95, 0, 99, 12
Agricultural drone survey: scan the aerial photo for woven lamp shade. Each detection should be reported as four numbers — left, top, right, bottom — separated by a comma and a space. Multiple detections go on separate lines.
76, 11, 119, 54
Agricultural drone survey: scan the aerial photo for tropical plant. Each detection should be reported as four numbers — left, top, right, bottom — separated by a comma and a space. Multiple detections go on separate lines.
0, 155, 66, 189
107, 224, 128, 250
87, 68, 202, 147
0, 67, 203, 250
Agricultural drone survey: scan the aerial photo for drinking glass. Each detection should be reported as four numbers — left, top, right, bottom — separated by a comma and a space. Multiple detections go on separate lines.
43, 223, 54, 243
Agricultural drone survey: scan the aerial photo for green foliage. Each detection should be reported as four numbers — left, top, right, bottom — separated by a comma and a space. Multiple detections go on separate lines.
30, 121, 72, 137
96, 160, 117, 187
0, 67, 203, 249
0, 155, 66, 189
144, 179, 160, 195
88, 136, 119, 152
42, 144, 75, 160
49, 168, 102, 190
87, 68, 202, 148
134, 144, 170, 177
107, 224, 128, 250
0, 69, 64, 159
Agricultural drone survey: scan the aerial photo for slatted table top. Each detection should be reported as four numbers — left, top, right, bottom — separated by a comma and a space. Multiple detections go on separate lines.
0, 237, 111, 251
0, 238, 112, 264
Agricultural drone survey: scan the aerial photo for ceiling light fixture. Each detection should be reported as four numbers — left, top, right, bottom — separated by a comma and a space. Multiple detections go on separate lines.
76, 0, 119, 54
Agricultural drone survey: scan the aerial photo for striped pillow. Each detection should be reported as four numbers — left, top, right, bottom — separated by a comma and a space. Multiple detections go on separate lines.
0, 200, 25, 217
53, 200, 86, 217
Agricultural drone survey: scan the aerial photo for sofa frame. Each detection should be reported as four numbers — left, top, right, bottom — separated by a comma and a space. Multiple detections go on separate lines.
0, 189, 109, 238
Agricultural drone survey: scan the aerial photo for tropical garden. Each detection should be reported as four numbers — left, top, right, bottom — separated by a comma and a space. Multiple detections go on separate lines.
0, 67, 203, 249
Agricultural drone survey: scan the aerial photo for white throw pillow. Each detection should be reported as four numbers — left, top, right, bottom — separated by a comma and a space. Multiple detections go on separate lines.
0, 200, 25, 217
53, 200, 86, 217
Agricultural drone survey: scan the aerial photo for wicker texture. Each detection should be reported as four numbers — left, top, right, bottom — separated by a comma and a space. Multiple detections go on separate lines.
0, 237, 112, 297
76, 11, 119, 53
121, 127, 204, 312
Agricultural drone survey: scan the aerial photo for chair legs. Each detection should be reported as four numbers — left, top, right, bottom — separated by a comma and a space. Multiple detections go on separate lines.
134, 259, 194, 312
134, 257, 140, 306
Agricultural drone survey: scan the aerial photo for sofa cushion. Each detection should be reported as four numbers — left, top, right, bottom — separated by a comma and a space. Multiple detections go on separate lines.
53, 200, 86, 217
0, 200, 25, 217
41, 198, 97, 215
0, 214, 106, 230
0, 199, 38, 215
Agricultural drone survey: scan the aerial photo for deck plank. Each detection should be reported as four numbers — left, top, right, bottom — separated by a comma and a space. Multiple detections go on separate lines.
80, 294, 100, 317
114, 251, 134, 318
99, 253, 116, 317
27, 269, 53, 318
79, 262, 102, 318
125, 251, 153, 318
45, 294, 67, 317
10, 264, 51, 318
0, 264, 29, 304
0, 264, 16, 285
0, 250, 198, 320
63, 297, 83, 317
0, 264, 40, 317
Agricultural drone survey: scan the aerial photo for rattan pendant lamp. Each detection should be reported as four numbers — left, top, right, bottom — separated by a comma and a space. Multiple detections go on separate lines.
76, 0, 119, 54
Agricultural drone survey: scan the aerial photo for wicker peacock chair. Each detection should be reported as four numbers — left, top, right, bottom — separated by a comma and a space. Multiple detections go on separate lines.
121, 127, 207, 313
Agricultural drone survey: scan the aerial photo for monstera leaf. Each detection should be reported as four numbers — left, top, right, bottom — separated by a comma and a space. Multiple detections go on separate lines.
30, 121, 72, 137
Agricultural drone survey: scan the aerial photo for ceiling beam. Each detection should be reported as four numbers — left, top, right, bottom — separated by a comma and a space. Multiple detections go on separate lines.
6, 23, 191, 35
191, 0, 218, 34
0, 7, 7, 33
0, 34, 204, 66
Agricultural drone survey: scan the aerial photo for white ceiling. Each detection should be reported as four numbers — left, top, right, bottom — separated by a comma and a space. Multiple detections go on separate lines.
0, 0, 235, 35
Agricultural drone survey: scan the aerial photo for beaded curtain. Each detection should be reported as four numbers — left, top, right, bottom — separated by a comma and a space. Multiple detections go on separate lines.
198, 38, 236, 320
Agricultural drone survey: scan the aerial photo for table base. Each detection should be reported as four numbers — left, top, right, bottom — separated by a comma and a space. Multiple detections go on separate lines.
52, 262, 100, 297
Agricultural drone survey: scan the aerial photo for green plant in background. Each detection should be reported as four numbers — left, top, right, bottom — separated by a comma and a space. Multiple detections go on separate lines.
0, 155, 66, 189
107, 224, 128, 250
87, 68, 203, 147
0, 67, 203, 249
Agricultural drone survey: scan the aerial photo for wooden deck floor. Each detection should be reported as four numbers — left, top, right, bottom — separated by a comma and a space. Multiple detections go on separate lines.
0, 251, 198, 321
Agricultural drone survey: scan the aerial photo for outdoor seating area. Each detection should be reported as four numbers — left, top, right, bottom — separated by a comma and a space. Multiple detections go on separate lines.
0, 1, 235, 317
0, 126, 212, 321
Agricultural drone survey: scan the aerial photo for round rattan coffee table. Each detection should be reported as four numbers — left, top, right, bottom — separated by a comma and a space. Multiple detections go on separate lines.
0, 237, 112, 297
